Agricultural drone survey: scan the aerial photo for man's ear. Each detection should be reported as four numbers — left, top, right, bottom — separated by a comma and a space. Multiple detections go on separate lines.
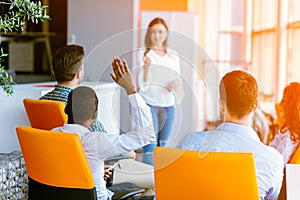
94, 110, 98, 120
253, 99, 259, 111
75, 69, 81, 80
219, 98, 225, 113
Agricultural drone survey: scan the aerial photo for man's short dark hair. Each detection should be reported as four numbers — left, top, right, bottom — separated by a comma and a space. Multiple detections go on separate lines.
52, 45, 84, 82
65, 86, 98, 125
219, 70, 258, 119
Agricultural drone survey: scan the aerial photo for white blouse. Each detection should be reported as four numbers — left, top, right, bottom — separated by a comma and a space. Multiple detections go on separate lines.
269, 130, 298, 164
136, 49, 182, 107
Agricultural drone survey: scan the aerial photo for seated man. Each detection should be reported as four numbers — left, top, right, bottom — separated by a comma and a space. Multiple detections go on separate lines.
177, 70, 284, 200
52, 57, 155, 200
40, 44, 106, 133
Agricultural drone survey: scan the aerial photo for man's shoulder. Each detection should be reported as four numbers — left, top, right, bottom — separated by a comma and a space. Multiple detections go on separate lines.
261, 143, 284, 162
51, 127, 62, 132
40, 87, 59, 98
251, 141, 284, 174
40, 87, 70, 103
178, 130, 214, 149
182, 130, 209, 140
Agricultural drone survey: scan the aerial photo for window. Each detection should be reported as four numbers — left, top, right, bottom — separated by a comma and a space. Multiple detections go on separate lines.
286, 0, 300, 83
217, 0, 248, 75
251, 0, 278, 96
202, 0, 300, 119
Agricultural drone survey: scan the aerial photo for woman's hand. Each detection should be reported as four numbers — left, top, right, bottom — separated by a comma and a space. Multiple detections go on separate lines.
143, 56, 151, 65
166, 80, 180, 92
143, 56, 151, 81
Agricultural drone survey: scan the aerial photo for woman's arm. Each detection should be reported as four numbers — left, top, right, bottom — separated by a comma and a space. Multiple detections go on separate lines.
143, 56, 151, 81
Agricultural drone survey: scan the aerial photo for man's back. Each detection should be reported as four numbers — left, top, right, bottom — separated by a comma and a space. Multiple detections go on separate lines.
40, 85, 72, 103
178, 122, 284, 200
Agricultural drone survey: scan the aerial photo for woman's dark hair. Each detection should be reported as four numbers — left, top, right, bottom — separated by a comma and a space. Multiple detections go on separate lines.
65, 86, 98, 125
144, 17, 169, 57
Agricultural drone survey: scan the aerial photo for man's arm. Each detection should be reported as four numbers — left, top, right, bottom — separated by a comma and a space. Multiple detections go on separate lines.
265, 153, 284, 200
94, 57, 156, 154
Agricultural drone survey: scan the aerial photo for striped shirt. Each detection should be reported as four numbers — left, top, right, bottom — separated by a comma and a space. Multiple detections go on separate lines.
40, 85, 71, 103
40, 84, 107, 133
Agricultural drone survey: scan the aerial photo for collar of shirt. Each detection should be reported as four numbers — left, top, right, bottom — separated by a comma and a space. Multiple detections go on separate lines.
216, 122, 261, 142
60, 123, 90, 139
55, 84, 73, 92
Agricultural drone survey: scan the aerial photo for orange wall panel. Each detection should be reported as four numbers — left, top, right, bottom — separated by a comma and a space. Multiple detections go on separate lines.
140, 0, 188, 11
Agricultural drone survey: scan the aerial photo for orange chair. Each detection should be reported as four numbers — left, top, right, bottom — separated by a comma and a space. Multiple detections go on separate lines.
16, 126, 96, 199
23, 98, 67, 130
153, 147, 259, 200
16, 126, 145, 200
289, 147, 300, 164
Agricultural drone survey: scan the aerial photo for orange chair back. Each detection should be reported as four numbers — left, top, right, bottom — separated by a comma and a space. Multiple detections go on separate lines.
289, 146, 300, 164
153, 147, 259, 200
23, 98, 67, 130
16, 126, 94, 189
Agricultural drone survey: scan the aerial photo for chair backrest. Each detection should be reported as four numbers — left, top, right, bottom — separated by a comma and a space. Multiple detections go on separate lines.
23, 98, 67, 130
16, 126, 96, 199
289, 146, 300, 164
153, 147, 259, 200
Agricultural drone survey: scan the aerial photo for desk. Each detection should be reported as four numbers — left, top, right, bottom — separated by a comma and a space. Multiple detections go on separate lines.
0, 81, 120, 153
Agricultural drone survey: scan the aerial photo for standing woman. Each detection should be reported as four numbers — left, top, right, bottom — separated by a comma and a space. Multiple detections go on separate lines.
137, 17, 182, 165
269, 82, 300, 163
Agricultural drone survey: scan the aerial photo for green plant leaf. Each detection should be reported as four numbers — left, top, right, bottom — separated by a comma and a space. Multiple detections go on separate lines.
0, 0, 50, 95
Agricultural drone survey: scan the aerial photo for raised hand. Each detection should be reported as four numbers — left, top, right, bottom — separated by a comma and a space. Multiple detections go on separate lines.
110, 57, 136, 95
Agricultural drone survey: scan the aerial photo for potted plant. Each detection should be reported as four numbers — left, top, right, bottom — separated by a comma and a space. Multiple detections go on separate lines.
0, 0, 50, 95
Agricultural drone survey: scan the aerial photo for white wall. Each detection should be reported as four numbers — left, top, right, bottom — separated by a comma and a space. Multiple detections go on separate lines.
68, 0, 139, 82
0, 85, 47, 152
68, 0, 139, 132
0, 82, 120, 153
0, 0, 139, 153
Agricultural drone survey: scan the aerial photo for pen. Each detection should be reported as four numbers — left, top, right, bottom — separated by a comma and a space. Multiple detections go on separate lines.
105, 161, 119, 172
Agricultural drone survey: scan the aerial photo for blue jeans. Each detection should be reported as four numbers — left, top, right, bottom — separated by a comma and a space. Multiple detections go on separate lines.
142, 105, 175, 165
